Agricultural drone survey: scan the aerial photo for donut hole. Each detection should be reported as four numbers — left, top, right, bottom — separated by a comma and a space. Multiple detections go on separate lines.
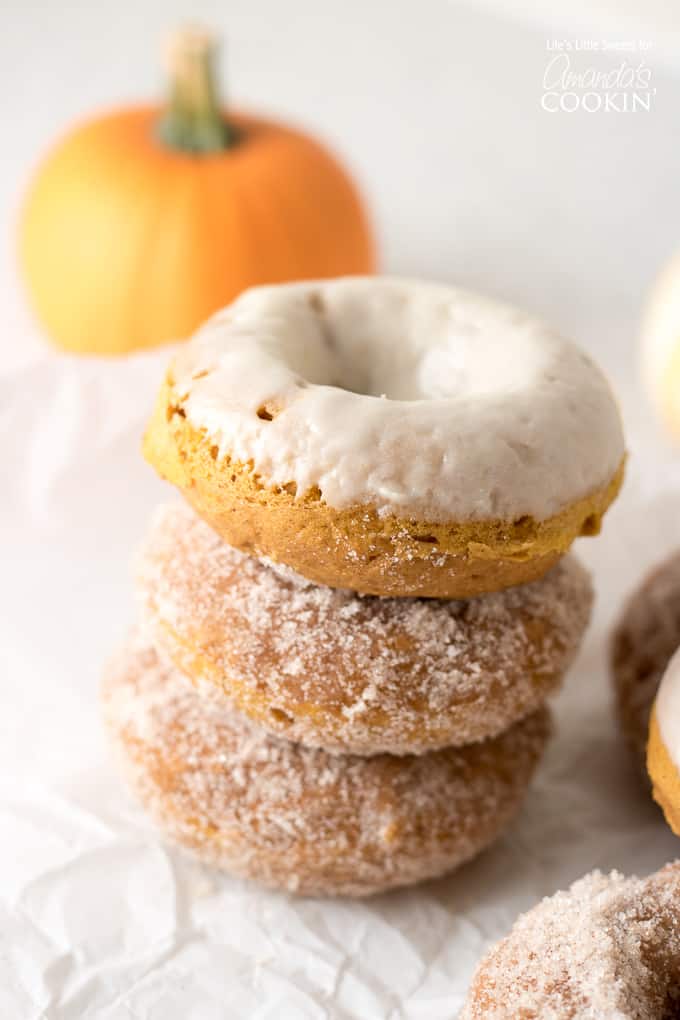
252, 280, 539, 402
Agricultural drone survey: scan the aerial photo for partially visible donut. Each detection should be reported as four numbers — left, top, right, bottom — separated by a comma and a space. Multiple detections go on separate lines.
649, 647, 680, 836
641, 251, 680, 441
101, 636, 551, 898
610, 551, 680, 769
143, 277, 625, 597
461, 862, 680, 1019
137, 503, 591, 755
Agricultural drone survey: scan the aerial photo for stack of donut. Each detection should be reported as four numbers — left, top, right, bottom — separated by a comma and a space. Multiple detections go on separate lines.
103, 277, 626, 896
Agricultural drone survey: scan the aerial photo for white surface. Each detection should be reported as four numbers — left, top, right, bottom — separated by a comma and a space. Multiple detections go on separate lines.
3, 1, 680, 1018
3, 0, 680, 379
173, 277, 624, 520
471, 0, 680, 66
1, 351, 679, 1018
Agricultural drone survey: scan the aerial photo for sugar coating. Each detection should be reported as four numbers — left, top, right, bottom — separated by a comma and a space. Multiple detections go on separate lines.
136, 503, 593, 754
101, 636, 551, 897
169, 277, 625, 522
611, 551, 680, 768
461, 863, 680, 1019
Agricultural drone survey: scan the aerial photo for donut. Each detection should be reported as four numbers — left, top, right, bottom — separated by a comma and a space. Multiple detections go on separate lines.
137, 503, 592, 755
461, 862, 680, 1019
143, 277, 625, 597
102, 636, 551, 897
649, 648, 680, 835
641, 251, 680, 441
611, 551, 680, 770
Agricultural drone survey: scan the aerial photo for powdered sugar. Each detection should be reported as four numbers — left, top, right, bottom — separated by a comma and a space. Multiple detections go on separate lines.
136, 503, 593, 754
461, 863, 680, 1019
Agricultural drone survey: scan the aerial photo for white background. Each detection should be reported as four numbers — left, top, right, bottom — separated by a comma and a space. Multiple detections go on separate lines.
2, 2, 680, 1018
3, 0, 680, 379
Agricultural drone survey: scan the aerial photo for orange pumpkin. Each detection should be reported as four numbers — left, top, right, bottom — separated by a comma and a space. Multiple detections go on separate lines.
20, 29, 375, 355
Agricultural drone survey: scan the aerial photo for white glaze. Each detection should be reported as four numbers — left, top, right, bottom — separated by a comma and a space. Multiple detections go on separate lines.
641, 252, 680, 426
171, 277, 625, 522
657, 647, 680, 770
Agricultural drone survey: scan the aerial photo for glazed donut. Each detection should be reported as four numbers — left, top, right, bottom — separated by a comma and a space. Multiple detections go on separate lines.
611, 551, 680, 770
143, 277, 625, 597
641, 251, 680, 441
461, 862, 680, 1019
649, 647, 680, 835
102, 636, 551, 898
137, 503, 592, 755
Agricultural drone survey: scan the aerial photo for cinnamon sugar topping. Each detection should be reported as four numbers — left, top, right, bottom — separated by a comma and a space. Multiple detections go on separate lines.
102, 637, 551, 897
462, 863, 680, 1019
135, 503, 592, 753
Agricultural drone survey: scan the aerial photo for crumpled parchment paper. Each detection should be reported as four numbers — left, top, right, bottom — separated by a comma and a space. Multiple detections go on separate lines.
1, 349, 678, 1020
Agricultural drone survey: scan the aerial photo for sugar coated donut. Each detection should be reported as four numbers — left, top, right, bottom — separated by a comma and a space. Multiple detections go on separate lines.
611, 551, 680, 770
102, 636, 551, 897
137, 503, 592, 755
649, 647, 680, 836
143, 277, 625, 597
461, 862, 680, 1019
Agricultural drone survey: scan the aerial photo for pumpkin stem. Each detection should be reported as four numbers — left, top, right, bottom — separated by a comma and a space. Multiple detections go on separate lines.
157, 27, 234, 153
